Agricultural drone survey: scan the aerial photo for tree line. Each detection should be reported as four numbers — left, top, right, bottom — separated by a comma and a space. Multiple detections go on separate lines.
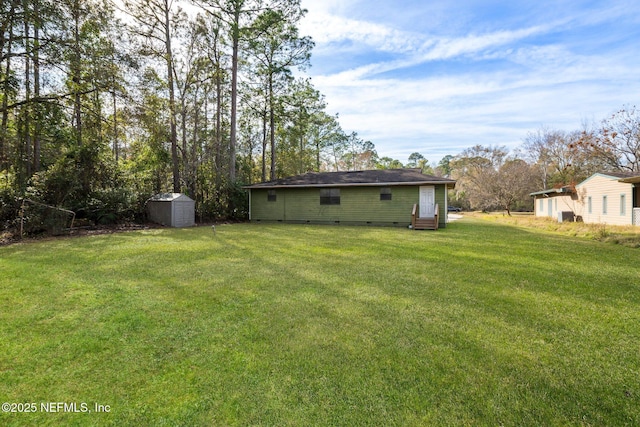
1, 0, 381, 230
443, 106, 640, 214
1, 0, 638, 230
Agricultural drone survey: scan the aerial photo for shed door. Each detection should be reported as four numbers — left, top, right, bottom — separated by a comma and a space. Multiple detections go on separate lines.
173, 201, 191, 227
419, 186, 435, 218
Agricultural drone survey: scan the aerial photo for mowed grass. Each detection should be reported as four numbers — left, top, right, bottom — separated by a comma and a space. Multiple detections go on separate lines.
1, 219, 639, 426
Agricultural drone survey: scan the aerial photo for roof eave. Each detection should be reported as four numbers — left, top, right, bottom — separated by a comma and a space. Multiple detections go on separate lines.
244, 180, 456, 190
619, 176, 640, 184
529, 188, 574, 197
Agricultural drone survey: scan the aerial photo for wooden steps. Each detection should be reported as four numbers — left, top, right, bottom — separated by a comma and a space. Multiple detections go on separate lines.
413, 218, 438, 230
411, 203, 439, 230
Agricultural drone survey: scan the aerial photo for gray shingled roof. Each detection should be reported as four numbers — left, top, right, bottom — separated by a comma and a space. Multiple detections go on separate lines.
244, 168, 456, 189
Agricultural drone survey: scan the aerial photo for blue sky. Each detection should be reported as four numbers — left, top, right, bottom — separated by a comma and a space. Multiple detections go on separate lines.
298, 0, 640, 164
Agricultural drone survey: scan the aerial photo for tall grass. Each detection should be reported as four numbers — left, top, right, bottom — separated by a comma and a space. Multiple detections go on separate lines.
472, 211, 640, 247
1, 220, 639, 425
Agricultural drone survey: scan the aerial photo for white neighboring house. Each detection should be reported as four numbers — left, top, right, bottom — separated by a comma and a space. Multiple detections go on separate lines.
530, 185, 580, 221
531, 172, 640, 226
577, 173, 638, 226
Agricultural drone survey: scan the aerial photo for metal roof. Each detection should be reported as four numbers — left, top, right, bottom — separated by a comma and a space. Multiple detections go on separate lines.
529, 186, 576, 197
244, 168, 456, 189
618, 175, 640, 184
148, 193, 194, 202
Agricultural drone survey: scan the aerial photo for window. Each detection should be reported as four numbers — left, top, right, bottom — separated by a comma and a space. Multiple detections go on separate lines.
380, 187, 392, 201
267, 190, 276, 202
603, 196, 608, 214
539, 199, 544, 211
320, 188, 340, 205
588, 196, 592, 214
621, 194, 626, 216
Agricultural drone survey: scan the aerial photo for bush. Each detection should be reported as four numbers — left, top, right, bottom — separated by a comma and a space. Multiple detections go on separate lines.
226, 182, 249, 220
0, 189, 20, 232
0, 171, 20, 232
82, 188, 140, 225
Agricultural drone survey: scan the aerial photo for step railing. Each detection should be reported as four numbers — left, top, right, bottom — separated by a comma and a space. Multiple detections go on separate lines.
411, 204, 417, 229
411, 203, 439, 230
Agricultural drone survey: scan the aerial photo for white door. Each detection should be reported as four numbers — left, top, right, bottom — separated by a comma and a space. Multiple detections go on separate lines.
419, 186, 435, 218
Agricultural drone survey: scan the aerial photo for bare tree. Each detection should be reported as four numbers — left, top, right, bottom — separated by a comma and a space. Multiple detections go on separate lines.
493, 159, 537, 215
593, 106, 640, 173
522, 126, 607, 188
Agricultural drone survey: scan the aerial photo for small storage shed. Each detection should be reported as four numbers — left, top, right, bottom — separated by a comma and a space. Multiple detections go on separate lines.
147, 193, 195, 227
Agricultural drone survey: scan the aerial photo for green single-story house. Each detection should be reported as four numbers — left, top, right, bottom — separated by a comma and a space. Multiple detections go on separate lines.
244, 168, 457, 229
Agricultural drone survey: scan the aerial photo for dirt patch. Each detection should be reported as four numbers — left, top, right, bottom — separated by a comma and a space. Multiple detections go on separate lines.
0, 221, 244, 247
0, 223, 163, 247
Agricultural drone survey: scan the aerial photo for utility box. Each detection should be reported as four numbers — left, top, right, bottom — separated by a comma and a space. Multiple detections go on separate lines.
147, 193, 195, 228
558, 211, 574, 223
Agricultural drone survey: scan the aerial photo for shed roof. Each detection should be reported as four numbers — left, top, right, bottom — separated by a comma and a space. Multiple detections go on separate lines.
148, 193, 194, 202
244, 168, 456, 189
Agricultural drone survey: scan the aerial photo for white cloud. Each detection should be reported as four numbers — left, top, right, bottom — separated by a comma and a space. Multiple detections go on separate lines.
299, 0, 640, 163
300, 12, 424, 55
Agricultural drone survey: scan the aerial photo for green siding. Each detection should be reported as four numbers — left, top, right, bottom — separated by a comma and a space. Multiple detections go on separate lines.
250, 185, 450, 227
250, 189, 285, 220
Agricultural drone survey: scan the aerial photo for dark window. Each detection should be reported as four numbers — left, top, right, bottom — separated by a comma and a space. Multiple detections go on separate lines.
380, 187, 392, 201
267, 190, 276, 202
320, 188, 340, 205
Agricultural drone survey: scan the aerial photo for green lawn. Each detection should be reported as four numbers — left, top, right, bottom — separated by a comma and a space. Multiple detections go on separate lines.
1, 219, 639, 426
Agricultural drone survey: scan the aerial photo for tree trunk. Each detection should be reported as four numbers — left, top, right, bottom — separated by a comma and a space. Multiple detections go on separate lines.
299, 134, 304, 174
72, 0, 82, 146
269, 74, 276, 180
164, 0, 180, 192
1, 4, 16, 170
261, 109, 267, 182
229, 7, 240, 184
112, 87, 118, 161
23, 0, 32, 177
215, 67, 222, 183
190, 95, 199, 196
33, 0, 41, 172
181, 96, 187, 170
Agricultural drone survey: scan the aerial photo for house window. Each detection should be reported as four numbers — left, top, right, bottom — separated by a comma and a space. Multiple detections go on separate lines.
539, 199, 543, 212
588, 197, 592, 214
380, 187, 392, 201
603, 196, 608, 214
320, 188, 340, 205
620, 194, 626, 216
267, 190, 276, 202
